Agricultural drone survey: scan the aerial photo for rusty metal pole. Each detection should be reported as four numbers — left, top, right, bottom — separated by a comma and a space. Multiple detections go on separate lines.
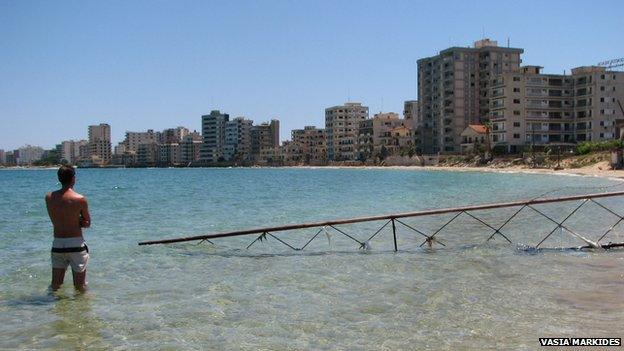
391, 218, 398, 252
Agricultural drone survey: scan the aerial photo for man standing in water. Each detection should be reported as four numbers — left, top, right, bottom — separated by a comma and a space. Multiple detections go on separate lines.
45, 165, 91, 291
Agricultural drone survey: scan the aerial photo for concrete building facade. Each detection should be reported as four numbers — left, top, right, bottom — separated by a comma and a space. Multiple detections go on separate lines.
16, 145, 45, 165
159, 143, 181, 165
181, 132, 203, 164
357, 112, 409, 160
160, 127, 189, 144
124, 130, 158, 153
201, 110, 230, 163
88, 123, 112, 164
60, 140, 88, 164
417, 39, 523, 153
224, 117, 253, 161
325, 102, 369, 161
250, 120, 280, 159
290, 126, 327, 164
403, 100, 419, 130
137, 142, 159, 166
489, 65, 624, 153
571, 66, 624, 142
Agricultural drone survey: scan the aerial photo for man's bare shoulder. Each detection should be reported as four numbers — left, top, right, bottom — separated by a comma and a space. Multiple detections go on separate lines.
71, 191, 88, 203
45, 191, 58, 201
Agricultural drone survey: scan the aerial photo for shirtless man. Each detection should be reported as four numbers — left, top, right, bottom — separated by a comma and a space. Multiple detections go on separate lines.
45, 165, 91, 291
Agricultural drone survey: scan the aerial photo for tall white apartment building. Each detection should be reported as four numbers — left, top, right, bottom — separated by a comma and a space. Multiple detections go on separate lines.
325, 102, 369, 161
417, 39, 523, 153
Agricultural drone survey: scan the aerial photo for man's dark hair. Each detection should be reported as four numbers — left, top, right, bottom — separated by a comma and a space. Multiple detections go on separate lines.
58, 165, 75, 186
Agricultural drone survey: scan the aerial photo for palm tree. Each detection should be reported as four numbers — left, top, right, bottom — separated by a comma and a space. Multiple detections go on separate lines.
483, 120, 493, 159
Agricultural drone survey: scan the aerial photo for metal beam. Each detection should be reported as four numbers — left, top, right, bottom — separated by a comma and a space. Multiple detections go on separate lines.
138, 191, 624, 246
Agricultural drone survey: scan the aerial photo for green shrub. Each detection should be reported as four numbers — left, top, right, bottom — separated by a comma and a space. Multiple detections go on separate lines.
576, 140, 624, 155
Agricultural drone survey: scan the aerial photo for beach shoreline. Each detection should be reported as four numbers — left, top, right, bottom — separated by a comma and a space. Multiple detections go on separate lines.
4, 161, 624, 181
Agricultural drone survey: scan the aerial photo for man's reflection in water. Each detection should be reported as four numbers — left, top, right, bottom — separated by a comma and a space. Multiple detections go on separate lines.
50, 292, 108, 350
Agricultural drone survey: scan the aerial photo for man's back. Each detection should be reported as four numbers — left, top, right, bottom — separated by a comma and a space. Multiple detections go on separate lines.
46, 165, 92, 291
45, 188, 89, 238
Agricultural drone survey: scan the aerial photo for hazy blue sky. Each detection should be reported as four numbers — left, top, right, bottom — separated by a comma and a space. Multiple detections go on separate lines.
1, 0, 623, 150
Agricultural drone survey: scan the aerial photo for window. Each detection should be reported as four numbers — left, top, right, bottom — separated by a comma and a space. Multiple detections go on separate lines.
601, 74, 605, 79
513, 87, 520, 92
513, 99, 520, 104
513, 76, 521, 81
513, 110, 521, 116
513, 122, 521, 127
600, 86, 605, 91
513, 133, 520, 139
600, 97, 604, 102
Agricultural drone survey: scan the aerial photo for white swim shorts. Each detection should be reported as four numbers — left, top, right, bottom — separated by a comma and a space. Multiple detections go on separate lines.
51, 237, 89, 273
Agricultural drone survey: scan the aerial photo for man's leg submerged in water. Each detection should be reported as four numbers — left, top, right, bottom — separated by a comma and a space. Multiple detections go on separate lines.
51, 268, 65, 290
72, 270, 87, 292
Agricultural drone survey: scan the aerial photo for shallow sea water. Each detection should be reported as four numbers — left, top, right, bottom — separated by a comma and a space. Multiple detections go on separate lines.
1, 168, 623, 350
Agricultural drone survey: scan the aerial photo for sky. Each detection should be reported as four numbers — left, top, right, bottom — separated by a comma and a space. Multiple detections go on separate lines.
1, 0, 623, 150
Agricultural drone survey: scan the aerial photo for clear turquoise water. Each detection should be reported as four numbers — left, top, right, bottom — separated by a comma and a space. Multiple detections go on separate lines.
1, 168, 623, 350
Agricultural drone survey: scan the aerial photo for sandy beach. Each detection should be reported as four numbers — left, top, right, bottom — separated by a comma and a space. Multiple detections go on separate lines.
424, 161, 624, 180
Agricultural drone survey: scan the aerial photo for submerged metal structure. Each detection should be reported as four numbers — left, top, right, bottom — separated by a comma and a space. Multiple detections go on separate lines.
139, 191, 624, 251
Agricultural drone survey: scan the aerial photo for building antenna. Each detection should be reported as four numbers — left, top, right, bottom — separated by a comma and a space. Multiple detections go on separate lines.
507, 37, 510, 48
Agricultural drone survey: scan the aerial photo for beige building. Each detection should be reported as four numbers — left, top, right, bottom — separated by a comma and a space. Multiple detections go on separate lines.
137, 142, 159, 166
257, 146, 282, 165
160, 127, 189, 144
357, 112, 410, 160
250, 119, 280, 160
290, 126, 327, 164
403, 100, 419, 130
60, 139, 88, 164
124, 130, 158, 153
325, 102, 369, 160
489, 65, 624, 153
571, 66, 624, 142
159, 143, 181, 165
180, 132, 203, 164
460, 124, 488, 154
417, 39, 523, 153
88, 123, 112, 164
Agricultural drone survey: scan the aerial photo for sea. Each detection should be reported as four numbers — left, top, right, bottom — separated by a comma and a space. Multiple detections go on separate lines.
1, 168, 623, 350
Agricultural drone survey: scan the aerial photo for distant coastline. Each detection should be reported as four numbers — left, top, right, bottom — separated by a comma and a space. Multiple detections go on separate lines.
3, 157, 624, 181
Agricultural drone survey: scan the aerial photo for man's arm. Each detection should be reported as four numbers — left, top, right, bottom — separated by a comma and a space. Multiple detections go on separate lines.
80, 197, 91, 228
44, 193, 53, 222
